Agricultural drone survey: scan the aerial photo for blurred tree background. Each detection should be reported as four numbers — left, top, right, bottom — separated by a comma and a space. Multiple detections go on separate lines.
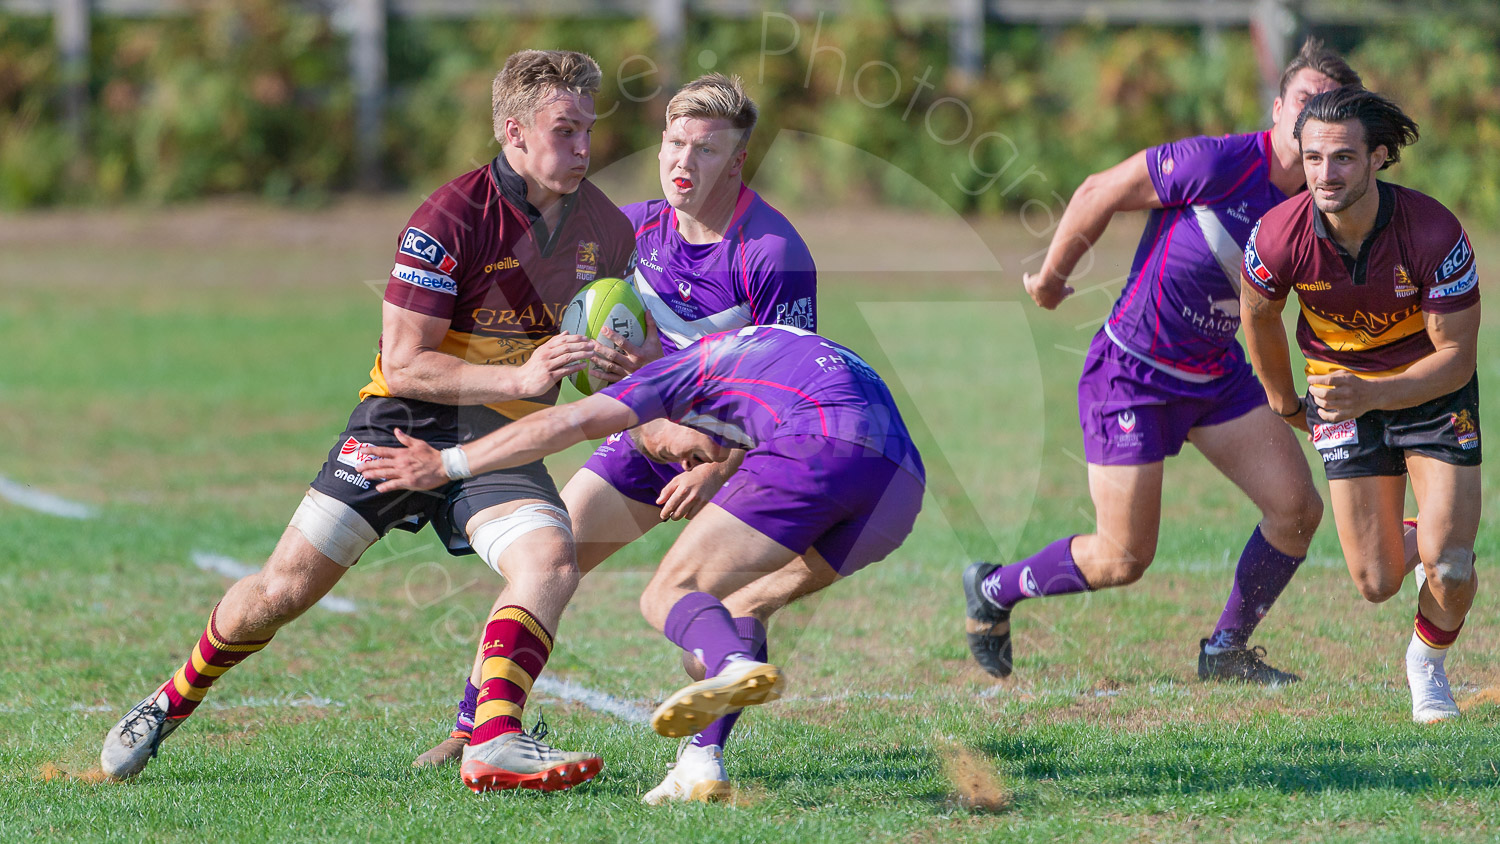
1, 1, 1496, 221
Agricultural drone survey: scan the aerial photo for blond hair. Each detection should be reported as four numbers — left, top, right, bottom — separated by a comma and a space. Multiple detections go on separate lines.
492, 50, 603, 139
665, 73, 758, 149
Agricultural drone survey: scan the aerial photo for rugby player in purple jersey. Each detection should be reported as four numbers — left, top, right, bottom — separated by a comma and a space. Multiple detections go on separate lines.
964, 41, 1360, 684
98, 51, 634, 793
414, 75, 818, 803
1242, 88, 1481, 722
359, 324, 925, 796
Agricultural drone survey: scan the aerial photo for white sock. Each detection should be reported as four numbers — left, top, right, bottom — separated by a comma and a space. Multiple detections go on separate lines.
1407, 631, 1447, 664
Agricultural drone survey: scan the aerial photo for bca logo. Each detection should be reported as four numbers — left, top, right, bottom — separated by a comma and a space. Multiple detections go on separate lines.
1439, 232, 1472, 281
400, 227, 457, 274
1118, 411, 1138, 433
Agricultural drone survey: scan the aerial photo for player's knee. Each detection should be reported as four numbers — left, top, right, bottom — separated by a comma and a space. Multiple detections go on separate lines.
1428, 549, 1476, 592
1352, 568, 1402, 604
639, 588, 668, 631
469, 504, 576, 584
1261, 486, 1323, 540
253, 570, 321, 623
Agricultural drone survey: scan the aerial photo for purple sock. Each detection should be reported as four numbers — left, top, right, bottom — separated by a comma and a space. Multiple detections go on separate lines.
980, 535, 1091, 609
663, 592, 751, 676
1208, 526, 1304, 650
693, 617, 768, 750
455, 678, 478, 735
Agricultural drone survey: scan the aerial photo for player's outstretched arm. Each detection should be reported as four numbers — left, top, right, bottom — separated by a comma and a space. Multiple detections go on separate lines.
357, 394, 640, 492
1024, 149, 1161, 310
1241, 281, 1308, 432
1309, 303, 1481, 421
379, 303, 594, 405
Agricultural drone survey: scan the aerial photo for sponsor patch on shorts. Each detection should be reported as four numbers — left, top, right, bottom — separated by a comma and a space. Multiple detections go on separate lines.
1312, 419, 1358, 450
336, 436, 376, 468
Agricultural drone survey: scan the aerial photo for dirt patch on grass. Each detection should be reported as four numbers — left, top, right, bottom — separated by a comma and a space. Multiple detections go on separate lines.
38, 762, 114, 785
1459, 687, 1500, 713
938, 742, 1012, 812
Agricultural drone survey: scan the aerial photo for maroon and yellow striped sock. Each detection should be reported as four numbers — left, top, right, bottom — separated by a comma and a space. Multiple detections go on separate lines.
161, 605, 273, 718
1414, 609, 1462, 650
471, 605, 553, 745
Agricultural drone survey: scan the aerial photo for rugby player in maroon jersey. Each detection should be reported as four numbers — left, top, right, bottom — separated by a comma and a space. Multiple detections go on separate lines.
1241, 86, 1481, 723
99, 50, 634, 792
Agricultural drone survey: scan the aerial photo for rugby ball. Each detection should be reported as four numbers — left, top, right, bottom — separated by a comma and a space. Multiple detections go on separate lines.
559, 276, 650, 395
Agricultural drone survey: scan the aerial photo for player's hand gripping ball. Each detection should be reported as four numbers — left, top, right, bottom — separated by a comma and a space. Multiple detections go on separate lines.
559, 276, 650, 395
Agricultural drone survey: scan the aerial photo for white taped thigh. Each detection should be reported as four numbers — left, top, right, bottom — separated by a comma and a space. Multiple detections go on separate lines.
469, 504, 573, 576
289, 489, 379, 567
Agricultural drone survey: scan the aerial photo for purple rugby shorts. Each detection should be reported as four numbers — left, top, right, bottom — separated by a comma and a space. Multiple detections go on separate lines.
711, 434, 925, 576
580, 429, 684, 505
1078, 331, 1267, 465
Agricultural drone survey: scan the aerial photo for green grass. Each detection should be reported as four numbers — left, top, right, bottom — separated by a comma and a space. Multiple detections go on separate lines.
4, 203, 1500, 842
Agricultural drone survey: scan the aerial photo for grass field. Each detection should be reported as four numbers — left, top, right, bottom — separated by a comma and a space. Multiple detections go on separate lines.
4, 199, 1500, 843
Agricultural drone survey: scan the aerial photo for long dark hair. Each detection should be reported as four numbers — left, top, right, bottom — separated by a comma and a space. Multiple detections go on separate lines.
1293, 86, 1420, 170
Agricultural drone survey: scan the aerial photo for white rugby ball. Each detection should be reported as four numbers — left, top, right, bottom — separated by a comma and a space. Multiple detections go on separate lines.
559, 276, 650, 396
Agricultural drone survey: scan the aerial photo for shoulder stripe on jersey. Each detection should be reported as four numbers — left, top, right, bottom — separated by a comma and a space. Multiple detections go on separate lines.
1192, 205, 1245, 293
634, 267, 753, 347
715, 376, 828, 435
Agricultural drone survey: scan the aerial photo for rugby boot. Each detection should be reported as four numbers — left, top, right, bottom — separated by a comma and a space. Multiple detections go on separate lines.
642, 738, 732, 805
1408, 648, 1461, 724
412, 732, 469, 768
459, 727, 602, 793
651, 658, 784, 738
100, 682, 187, 780
1197, 639, 1300, 685
963, 561, 1013, 678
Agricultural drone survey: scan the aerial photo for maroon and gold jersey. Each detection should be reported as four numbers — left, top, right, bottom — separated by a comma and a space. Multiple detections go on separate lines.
359, 155, 633, 420
1244, 182, 1478, 377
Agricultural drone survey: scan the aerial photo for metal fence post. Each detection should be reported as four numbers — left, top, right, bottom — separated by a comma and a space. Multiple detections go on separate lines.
650, 0, 685, 92
950, 0, 984, 87
350, 0, 386, 190
55, 0, 89, 151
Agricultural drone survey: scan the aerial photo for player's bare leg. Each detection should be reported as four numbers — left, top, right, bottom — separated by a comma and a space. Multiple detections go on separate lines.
454, 501, 602, 793
1329, 465, 1478, 723
1406, 456, 1480, 723
102, 521, 359, 780
638, 504, 818, 738
964, 461, 1161, 678
414, 471, 660, 767
1189, 406, 1322, 683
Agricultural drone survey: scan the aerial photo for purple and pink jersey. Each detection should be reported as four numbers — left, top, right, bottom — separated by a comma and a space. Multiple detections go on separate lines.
1106, 131, 1290, 381
625, 185, 816, 354
600, 325, 922, 477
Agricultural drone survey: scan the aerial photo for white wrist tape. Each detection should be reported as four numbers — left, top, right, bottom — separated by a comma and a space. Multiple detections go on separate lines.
440, 446, 473, 481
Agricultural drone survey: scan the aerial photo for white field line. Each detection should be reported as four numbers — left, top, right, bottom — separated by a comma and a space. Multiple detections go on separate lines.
0, 476, 94, 519
191, 551, 358, 614
0, 694, 344, 716
532, 676, 652, 725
